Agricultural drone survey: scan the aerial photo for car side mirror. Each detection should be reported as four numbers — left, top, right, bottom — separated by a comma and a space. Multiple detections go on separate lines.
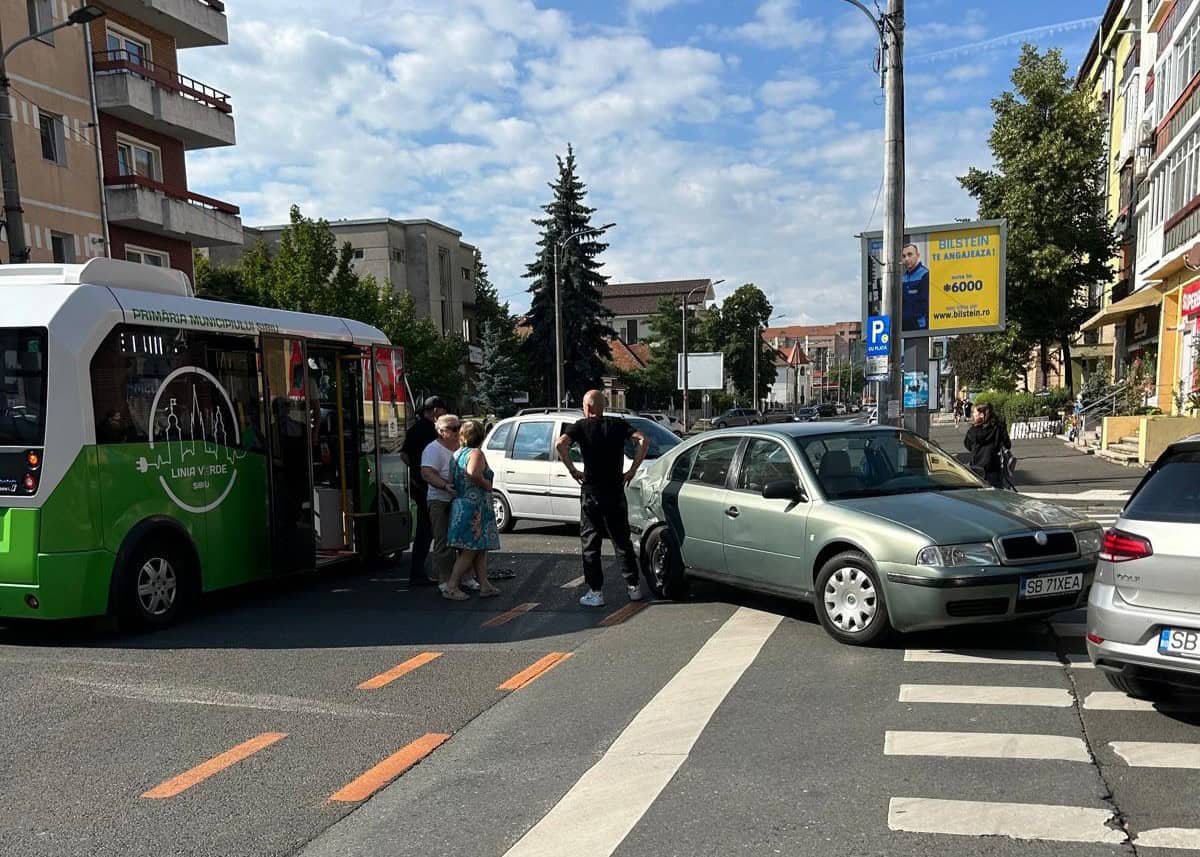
763, 479, 806, 502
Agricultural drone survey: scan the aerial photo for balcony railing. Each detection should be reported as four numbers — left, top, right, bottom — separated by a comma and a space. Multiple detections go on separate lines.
104, 174, 240, 215
93, 50, 231, 114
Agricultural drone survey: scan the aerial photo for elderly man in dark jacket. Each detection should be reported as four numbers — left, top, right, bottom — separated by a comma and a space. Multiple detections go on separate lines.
964, 402, 1012, 489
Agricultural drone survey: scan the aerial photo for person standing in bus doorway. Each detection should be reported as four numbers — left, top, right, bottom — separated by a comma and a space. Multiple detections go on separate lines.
422, 414, 461, 592
401, 395, 448, 586
556, 390, 649, 608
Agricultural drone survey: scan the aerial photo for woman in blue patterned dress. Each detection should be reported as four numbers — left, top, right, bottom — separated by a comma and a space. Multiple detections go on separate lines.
444, 419, 501, 600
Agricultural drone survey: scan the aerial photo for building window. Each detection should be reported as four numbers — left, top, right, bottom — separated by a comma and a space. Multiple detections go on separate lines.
116, 138, 161, 181
438, 246, 451, 333
462, 319, 471, 341
126, 246, 168, 267
39, 111, 65, 165
27, 0, 53, 44
50, 232, 75, 264
106, 28, 150, 65
353, 248, 365, 259
626, 319, 638, 343
392, 249, 405, 263
461, 266, 471, 281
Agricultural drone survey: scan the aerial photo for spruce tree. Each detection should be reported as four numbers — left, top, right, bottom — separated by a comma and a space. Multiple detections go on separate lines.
474, 321, 523, 418
522, 145, 615, 406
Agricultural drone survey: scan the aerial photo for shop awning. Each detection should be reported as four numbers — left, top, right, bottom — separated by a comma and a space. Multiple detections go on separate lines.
1080, 286, 1164, 332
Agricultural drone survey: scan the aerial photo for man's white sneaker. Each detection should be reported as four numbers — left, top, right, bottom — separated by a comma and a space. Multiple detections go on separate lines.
579, 590, 605, 608
438, 582, 448, 595
462, 578, 481, 591
627, 584, 644, 602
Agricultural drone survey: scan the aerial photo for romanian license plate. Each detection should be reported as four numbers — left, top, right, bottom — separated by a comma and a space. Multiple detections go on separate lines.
1158, 628, 1200, 659
1018, 572, 1083, 600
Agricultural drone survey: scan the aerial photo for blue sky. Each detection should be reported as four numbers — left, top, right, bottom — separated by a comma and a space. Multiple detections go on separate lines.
180, 0, 1102, 324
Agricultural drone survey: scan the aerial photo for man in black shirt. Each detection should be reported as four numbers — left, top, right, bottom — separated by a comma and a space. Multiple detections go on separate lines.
401, 395, 446, 585
556, 389, 649, 607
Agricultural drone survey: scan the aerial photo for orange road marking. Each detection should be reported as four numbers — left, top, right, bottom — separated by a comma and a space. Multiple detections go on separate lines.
599, 601, 648, 627
329, 733, 450, 802
142, 732, 286, 799
357, 652, 443, 690
480, 601, 539, 628
498, 653, 573, 691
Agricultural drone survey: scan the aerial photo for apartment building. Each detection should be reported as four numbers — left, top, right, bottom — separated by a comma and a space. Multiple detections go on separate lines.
213, 218, 480, 342
1082, 0, 1200, 413
0, 0, 241, 275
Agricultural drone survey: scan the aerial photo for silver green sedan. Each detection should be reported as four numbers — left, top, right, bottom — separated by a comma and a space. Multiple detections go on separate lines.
626, 424, 1104, 645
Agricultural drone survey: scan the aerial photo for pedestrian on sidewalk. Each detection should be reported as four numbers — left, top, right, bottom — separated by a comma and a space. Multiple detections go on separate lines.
401, 395, 447, 586
556, 390, 649, 608
444, 420, 501, 601
953, 397, 964, 428
964, 402, 1013, 489
421, 414, 460, 592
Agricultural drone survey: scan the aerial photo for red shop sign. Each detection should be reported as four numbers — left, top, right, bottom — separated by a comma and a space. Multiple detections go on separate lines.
1184, 281, 1200, 319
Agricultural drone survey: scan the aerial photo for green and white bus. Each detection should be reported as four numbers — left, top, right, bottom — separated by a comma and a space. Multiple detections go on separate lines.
0, 259, 414, 628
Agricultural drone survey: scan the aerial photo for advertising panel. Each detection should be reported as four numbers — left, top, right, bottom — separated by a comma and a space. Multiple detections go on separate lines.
903, 370, 929, 409
862, 219, 1006, 338
677, 352, 724, 390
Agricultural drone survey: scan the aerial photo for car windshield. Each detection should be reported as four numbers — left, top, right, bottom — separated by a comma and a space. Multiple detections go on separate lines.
1124, 450, 1200, 524
0, 328, 48, 446
625, 416, 681, 459
794, 429, 981, 500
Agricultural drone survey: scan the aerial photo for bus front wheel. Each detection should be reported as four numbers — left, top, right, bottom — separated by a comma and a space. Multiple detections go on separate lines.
115, 538, 191, 630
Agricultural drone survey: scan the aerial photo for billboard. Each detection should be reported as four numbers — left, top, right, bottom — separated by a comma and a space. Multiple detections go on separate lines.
862, 219, 1006, 338
677, 352, 724, 390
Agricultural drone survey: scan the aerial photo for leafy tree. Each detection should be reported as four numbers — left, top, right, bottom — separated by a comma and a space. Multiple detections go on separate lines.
379, 291, 469, 404
960, 45, 1115, 396
522, 145, 614, 405
701, 284, 774, 401
473, 320, 524, 417
193, 251, 262, 305
947, 326, 1032, 392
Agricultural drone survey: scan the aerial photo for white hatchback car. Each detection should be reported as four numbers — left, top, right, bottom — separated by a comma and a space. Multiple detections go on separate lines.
483, 409, 682, 532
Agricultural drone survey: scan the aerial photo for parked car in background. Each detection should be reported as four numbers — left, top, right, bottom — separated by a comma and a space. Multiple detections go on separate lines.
794, 406, 820, 422
817, 403, 837, 418
484, 410, 681, 532
1087, 435, 1200, 701
641, 412, 686, 436
627, 424, 1102, 645
763, 407, 798, 424
713, 408, 762, 428
835, 402, 848, 416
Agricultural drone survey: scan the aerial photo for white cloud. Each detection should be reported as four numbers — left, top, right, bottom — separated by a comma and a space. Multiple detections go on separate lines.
720, 0, 825, 50
759, 76, 822, 107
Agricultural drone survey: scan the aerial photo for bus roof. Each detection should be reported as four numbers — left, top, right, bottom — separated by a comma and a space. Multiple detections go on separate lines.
0, 260, 390, 347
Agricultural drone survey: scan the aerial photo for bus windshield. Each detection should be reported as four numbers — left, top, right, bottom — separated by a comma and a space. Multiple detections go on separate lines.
0, 328, 47, 446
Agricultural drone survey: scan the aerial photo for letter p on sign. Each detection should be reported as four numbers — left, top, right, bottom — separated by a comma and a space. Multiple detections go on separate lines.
866, 315, 890, 357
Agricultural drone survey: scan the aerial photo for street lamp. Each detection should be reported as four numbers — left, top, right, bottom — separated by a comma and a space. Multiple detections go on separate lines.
753, 314, 785, 412
680, 278, 723, 431
1, 5, 105, 263
553, 222, 614, 407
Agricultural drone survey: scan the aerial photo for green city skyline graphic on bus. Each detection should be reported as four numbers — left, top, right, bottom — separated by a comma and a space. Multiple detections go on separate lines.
134, 366, 246, 514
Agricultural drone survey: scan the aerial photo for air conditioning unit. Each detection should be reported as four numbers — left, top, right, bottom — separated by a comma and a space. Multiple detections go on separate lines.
1140, 118, 1155, 144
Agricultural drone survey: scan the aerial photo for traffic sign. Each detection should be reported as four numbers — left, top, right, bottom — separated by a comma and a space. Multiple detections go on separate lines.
866, 315, 891, 357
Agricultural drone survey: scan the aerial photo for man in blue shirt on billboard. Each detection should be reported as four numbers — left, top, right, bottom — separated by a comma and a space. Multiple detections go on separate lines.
901, 243, 929, 332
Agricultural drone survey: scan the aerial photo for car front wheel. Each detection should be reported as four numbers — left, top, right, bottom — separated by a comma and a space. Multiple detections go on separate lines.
815, 551, 891, 645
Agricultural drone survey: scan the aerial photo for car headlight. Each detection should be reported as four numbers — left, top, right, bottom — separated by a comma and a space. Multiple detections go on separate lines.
1077, 527, 1103, 555
916, 542, 1000, 567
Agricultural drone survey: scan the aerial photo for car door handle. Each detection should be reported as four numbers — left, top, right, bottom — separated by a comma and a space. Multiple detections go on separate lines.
725, 506, 740, 518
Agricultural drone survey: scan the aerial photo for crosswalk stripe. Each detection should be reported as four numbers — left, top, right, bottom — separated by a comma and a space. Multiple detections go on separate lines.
1111, 742, 1200, 768
887, 797, 1124, 843
500, 607, 782, 857
884, 731, 1089, 761
904, 649, 1094, 668
1083, 692, 1157, 711
898, 684, 1073, 707
1136, 828, 1200, 849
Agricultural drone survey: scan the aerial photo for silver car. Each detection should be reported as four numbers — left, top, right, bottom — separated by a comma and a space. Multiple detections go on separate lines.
627, 424, 1103, 645
1087, 435, 1200, 700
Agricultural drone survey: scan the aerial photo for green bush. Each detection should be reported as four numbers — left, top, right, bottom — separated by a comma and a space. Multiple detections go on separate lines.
975, 389, 1065, 424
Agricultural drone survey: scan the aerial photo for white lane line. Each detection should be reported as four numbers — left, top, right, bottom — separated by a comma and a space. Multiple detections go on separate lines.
884, 731, 1089, 762
1111, 742, 1200, 768
1136, 828, 1200, 849
887, 797, 1124, 843
560, 576, 586, 589
899, 684, 1073, 707
501, 607, 782, 857
905, 649, 1094, 668
1083, 692, 1157, 711
1051, 622, 1088, 637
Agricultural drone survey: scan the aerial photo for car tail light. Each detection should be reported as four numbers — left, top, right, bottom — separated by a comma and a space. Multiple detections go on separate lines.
1099, 529, 1153, 562
1086, 633, 1104, 645
25, 450, 40, 468
22, 474, 37, 492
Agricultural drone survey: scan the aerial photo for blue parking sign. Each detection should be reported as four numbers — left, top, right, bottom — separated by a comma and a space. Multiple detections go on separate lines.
866, 315, 891, 357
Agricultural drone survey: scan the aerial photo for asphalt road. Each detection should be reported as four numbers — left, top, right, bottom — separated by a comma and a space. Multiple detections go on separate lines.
2, 438, 1193, 857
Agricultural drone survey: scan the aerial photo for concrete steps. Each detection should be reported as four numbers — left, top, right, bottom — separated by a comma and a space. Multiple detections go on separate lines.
1097, 433, 1141, 465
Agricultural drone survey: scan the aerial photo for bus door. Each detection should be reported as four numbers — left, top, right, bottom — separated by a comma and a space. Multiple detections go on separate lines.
372, 346, 411, 555
261, 335, 315, 574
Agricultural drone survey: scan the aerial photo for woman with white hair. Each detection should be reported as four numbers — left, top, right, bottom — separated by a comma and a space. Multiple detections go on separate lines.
443, 419, 501, 599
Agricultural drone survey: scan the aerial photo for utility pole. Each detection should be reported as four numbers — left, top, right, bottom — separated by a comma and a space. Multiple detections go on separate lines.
752, 326, 759, 411
881, 0, 906, 426
0, 20, 29, 264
